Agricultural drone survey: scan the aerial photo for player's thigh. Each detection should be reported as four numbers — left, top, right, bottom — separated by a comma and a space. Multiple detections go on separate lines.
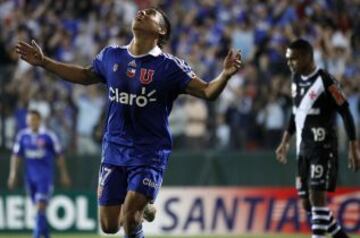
98, 163, 128, 206
122, 165, 164, 219
34, 181, 53, 204
122, 190, 149, 220
127, 165, 164, 204
308, 150, 337, 191
296, 155, 309, 198
97, 163, 128, 229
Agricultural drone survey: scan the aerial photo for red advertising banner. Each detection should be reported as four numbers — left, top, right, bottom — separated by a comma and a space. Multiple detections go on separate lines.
140, 187, 360, 235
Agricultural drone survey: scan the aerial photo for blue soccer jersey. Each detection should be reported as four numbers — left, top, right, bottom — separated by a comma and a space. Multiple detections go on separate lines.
13, 127, 62, 184
92, 45, 194, 169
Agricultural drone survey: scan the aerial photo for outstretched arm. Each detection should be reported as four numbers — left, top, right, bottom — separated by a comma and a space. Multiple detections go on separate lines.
16, 40, 102, 85
185, 49, 242, 100
8, 155, 21, 190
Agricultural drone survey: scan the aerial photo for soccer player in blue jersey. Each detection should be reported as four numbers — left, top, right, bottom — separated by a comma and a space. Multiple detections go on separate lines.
15, 8, 242, 238
8, 109, 71, 238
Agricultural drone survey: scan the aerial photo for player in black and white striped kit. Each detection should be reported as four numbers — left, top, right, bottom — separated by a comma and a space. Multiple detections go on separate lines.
276, 39, 360, 238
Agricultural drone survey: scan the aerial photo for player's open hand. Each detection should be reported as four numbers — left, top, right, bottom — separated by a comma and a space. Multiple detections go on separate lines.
275, 143, 289, 165
223, 49, 242, 77
348, 141, 360, 172
15, 40, 44, 66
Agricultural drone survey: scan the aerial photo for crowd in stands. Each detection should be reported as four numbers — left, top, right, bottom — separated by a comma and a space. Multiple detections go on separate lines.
0, 0, 359, 154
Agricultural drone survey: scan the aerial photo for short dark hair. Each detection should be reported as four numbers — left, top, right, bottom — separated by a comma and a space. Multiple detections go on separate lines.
28, 109, 41, 118
154, 8, 171, 48
288, 39, 314, 57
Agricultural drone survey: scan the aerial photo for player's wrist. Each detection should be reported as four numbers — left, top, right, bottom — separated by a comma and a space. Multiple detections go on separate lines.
221, 70, 232, 80
280, 141, 289, 148
41, 56, 49, 68
281, 132, 292, 145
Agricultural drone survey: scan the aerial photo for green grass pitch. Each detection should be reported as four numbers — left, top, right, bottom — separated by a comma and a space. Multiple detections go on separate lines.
0, 235, 360, 238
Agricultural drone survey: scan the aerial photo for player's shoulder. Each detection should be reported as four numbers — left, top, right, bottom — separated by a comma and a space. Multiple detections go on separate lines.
161, 52, 186, 64
39, 127, 59, 140
160, 52, 192, 73
101, 43, 123, 51
15, 128, 31, 139
318, 68, 338, 86
317, 68, 334, 80
96, 44, 125, 61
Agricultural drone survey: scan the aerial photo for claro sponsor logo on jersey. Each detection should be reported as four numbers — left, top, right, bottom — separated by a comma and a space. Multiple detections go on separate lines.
109, 87, 156, 107
24, 149, 46, 159
142, 178, 160, 189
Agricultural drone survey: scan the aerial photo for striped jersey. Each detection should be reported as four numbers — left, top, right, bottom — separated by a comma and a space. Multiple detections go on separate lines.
91, 44, 194, 168
289, 68, 349, 155
13, 127, 62, 183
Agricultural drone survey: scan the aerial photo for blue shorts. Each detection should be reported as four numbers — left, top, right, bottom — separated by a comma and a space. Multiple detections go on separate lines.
97, 163, 164, 206
26, 180, 53, 203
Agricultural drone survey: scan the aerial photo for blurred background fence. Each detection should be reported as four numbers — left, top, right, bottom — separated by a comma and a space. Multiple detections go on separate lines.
1, 150, 358, 189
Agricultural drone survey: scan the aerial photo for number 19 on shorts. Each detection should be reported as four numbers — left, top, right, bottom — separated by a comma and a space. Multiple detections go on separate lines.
311, 164, 324, 179
311, 127, 326, 142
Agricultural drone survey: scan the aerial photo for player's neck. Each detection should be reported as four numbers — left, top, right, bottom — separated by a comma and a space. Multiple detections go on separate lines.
30, 128, 39, 133
302, 64, 317, 77
129, 37, 157, 56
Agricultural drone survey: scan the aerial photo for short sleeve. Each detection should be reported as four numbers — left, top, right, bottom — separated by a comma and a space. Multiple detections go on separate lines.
167, 56, 195, 94
12, 132, 24, 157
91, 47, 110, 83
322, 71, 348, 107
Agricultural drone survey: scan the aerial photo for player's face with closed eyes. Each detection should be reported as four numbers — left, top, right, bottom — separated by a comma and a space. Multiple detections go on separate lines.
132, 8, 164, 36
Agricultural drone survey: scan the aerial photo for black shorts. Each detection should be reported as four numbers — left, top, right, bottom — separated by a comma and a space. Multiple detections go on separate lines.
296, 149, 338, 198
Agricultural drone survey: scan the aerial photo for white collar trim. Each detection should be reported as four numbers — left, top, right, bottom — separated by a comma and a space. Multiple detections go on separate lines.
301, 67, 319, 80
26, 126, 46, 135
126, 44, 162, 58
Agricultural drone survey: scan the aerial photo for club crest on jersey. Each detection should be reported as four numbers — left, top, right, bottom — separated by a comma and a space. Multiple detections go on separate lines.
36, 138, 46, 148
309, 90, 317, 100
140, 68, 155, 85
126, 60, 137, 78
